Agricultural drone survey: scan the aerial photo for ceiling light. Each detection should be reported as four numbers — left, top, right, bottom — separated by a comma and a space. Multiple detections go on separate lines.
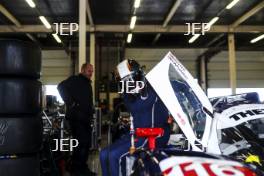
134, 0, 141, 8
188, 34, 201, 43
127, 33, 133, 43
226, 0, 240, 9
250, 34, 264, 43
205, 17, 219, 29
130, 16, 137, 29
52, 34, 62, 43
25, 0, 36, 8
39, 16, 51, 29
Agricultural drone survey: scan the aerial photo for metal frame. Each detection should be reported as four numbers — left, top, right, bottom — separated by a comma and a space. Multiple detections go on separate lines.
0, 24, 263, 33
0, 4, 37, 42
78, 0, 87, 72
152, 0, 183, 44
230, 1, 264, 29
86, 0, 94, 27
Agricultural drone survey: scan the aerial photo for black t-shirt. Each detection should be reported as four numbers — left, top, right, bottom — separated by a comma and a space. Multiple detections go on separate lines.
58, 74, 94, 117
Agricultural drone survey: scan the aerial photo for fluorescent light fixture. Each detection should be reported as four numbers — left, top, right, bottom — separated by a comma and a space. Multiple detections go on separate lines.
250, 34, 264, 43
127, 33, 133, 43
188, 34, 201, 43
205, 17, 219, 29
226, 0, 240, 9
52, 34, 62, 43
130, 16, 137, 29
25, 0, 36, 8
39, 16, 51, 29
134, 0, 141, 8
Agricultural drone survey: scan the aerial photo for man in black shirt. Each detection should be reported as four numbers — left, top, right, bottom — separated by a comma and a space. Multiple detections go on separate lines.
58, 63, 96, 176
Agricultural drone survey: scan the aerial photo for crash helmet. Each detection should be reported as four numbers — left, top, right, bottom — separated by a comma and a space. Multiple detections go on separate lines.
115, 59, 145, 94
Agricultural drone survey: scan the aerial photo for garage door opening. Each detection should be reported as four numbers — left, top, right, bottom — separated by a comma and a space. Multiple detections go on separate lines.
45, 85, 64, 103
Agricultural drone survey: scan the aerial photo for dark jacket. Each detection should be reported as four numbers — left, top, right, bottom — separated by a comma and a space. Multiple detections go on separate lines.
58, 74, 94, 122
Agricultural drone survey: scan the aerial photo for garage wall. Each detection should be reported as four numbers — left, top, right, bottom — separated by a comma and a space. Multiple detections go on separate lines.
126, 48, 264, 89
41, 49, 264, 88
125, 48, 207, 77
209, 51, 264, 88
41, 50, 72, 85
100, 46, 120, 79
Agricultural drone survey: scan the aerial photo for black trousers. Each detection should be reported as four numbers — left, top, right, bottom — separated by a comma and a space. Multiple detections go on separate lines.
69, 112, 92, 172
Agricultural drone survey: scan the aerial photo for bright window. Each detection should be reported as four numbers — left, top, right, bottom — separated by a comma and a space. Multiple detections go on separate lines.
207, 88, 231, 98
45, 85, 64, 103
208, 88, 264, 102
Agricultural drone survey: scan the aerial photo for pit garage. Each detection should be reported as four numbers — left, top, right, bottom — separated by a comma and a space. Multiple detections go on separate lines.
0, 0, 264, 176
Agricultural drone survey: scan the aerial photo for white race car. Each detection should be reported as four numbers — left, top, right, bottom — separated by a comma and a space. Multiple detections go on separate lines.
144, 52, 263, 175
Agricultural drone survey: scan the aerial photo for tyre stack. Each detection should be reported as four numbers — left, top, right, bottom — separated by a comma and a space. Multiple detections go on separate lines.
0, 40, 43, 176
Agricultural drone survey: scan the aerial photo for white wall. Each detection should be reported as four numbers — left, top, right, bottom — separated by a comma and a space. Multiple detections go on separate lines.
125, 48, 206, 76
41, 50, 72, 85
41, 48, 264, 89
209, 51, 264, 88
125, 48, 264, 88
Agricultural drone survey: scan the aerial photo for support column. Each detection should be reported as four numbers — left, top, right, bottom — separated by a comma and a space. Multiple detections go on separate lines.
90, 33, 96, 102
78, 0, 87, 72
228, 33, 237, 94
200, 57, 208, 93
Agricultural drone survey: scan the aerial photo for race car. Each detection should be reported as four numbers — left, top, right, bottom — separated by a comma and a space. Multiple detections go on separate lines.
115, 52, 264, 175
209, 92, 261, 113
128, 127, 261, 176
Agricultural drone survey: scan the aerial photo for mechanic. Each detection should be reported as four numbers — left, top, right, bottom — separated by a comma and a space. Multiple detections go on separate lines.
58, 63, 96, 176
100, 60, 171, 176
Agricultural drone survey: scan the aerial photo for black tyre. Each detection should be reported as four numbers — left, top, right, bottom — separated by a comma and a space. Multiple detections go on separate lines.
0, 116, 43, 155
0, 39, 41, 78
0, 79, 42, 114
0, 155, 40, 176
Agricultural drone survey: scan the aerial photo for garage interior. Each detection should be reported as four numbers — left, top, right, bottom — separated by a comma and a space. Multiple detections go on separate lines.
0, 0, 264, 175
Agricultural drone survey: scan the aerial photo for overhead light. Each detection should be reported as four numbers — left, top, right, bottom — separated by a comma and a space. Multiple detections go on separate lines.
25, 0, 36, 8
205, 17, 219, 29
226, 0, 240, 9
39, 16, 51, 29
127, 33, 133, 43
52, 34, 62, 43
130, 16, 137, 29
250, 34, 264, 43
134, 0, 141, 8
188, 34, 201, 43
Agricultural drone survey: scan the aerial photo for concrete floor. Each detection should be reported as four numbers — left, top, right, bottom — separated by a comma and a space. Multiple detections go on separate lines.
88, 150, 102, 175
62, 122, 110, 176
62, 149, 102, 176
63, 132, 108, 176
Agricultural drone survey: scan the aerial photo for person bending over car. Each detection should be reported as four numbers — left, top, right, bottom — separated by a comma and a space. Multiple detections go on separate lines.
100, 60, 170, 176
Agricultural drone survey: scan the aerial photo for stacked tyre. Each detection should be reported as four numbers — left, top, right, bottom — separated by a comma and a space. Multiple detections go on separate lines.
0, 40, 43, 176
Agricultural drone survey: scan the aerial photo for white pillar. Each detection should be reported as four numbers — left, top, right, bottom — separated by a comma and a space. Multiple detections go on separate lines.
200, 57, 207, 92
228, 33, 237, 94
78, 0, 87, 72
90, 33, 95, 102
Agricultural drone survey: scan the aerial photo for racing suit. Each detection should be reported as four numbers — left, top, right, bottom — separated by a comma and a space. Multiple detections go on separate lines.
100, 82, 170, 176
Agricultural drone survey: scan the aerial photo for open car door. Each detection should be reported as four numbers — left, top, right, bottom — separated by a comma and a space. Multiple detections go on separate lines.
146, 52, 213, 151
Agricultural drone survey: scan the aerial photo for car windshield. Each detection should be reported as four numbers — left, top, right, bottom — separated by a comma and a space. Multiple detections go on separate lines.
168, 64, 207, 139
210, 92, 261, 113
218, 118, 264, 165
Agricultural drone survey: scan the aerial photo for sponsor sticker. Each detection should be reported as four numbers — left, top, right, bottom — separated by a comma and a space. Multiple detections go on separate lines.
160, 157, 256, 176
